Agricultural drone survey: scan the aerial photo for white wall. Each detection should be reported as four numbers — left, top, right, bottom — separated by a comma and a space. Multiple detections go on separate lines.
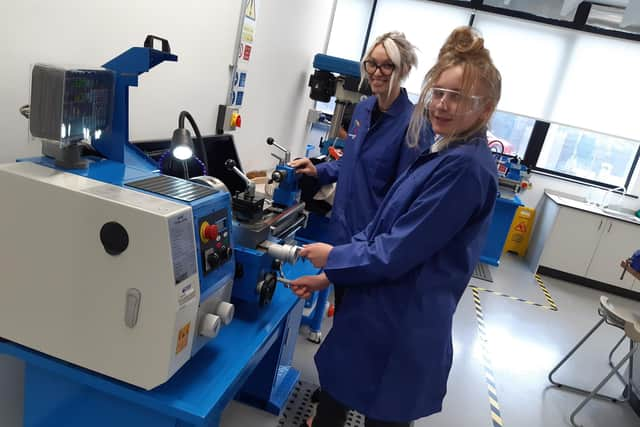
0, 0, 242, 165
233, 0, 336, 173
0, 1, 335, 424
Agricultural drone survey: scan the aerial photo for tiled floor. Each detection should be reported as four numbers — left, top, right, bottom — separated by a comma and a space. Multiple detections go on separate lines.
221, 253, 640, 427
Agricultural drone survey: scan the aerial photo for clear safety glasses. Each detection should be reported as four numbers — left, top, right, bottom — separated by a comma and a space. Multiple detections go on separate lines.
426, 87, 485, 115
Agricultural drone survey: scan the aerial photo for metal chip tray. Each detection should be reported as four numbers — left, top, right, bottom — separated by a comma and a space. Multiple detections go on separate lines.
126, 175, 217, 202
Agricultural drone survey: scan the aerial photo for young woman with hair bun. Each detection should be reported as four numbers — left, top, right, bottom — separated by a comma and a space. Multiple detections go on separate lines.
291, 26, 501, 426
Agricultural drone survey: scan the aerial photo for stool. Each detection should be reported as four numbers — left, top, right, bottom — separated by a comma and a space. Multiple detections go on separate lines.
548, 296, 640, 427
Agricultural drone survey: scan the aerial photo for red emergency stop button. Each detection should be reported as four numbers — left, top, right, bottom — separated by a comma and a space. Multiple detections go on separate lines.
230, 112, 242, 128
205, 224, 219, 241
200, 222, 219, 243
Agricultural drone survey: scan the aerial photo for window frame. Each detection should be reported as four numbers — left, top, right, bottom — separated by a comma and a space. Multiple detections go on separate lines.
374, 0, 640, 43
521, 119, 640, 192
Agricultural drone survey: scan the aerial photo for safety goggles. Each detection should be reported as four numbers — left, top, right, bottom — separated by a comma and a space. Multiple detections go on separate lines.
426, 87, 485, 114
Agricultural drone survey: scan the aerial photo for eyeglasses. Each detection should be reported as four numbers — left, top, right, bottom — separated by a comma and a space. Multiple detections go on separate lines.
363, 60, 395, 76
427, 87, 485, 114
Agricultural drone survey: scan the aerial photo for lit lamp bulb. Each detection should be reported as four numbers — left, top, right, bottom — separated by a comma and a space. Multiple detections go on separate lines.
172, 145, 193, 160
170, 128, 194, 161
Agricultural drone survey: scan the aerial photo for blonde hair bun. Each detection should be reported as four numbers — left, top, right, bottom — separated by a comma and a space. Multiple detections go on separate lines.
439, 27, 485, 58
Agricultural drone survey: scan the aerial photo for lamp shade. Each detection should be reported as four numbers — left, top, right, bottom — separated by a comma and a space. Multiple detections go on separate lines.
170, 128, 194, 160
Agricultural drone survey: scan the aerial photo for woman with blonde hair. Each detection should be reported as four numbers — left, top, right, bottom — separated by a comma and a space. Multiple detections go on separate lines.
290, 31, 422, 313
292, 26, 501, 426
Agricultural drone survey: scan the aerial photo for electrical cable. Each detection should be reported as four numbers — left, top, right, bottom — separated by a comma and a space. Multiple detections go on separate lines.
178, 111, 208, 174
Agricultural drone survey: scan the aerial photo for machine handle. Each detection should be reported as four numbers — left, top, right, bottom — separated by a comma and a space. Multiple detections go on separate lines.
224, 159, 237, 170
144, 35, 171, 53
598, 219, 603, 231
608, 222, 612, 233
225, 159, 255, 197
266, 137, 290, 163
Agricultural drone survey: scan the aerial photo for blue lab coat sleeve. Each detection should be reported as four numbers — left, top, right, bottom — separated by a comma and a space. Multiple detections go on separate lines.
315, 157, 342, 185
324, 158, 484, 287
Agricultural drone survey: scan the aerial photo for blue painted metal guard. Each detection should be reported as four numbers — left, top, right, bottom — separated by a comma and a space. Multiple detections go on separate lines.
272, 164, 300, 208
98, 47, 176, 167
313, 54, 361, 79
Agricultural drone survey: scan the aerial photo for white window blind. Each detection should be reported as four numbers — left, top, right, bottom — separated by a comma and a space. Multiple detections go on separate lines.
326, 0, 375, 61
368, 0, 471, 97
361, 1, 640, 142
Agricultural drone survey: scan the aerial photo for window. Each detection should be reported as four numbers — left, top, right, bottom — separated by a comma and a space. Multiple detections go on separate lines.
487, 111, 536, 158
536, 124, 640, 188
368, 0, 471, 96
326, 0, 640, 191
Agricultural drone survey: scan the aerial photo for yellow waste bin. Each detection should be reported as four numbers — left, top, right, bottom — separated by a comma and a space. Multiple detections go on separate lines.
503, 206, 535, 256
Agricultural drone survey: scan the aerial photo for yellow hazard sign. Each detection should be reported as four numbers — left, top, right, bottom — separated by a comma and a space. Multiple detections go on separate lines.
504, 206, 535, 256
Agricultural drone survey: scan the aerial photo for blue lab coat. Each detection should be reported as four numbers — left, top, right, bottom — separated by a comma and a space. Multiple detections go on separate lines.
315, 88, 422, 246
316, 134, 498, 422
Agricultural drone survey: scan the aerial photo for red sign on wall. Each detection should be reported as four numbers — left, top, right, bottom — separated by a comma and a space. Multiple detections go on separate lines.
243, 45, 252, 61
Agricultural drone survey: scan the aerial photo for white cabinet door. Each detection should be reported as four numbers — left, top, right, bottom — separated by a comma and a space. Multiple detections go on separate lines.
540, 207, 604, 276
587, 218, 640, 289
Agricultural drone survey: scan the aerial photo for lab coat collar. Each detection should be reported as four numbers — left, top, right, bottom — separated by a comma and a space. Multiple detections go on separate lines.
364, 88, 412, 118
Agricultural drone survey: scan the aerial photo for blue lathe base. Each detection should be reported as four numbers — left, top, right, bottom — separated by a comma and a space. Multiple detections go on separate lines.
0, 262, 319, 427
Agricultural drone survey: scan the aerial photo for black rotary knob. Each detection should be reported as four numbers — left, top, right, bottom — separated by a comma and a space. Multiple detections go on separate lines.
259, 273, 277, 307
207, 252, 221, 268
271, 170, 287, 183
225, 159, 236, 170
217, 245, 232, 261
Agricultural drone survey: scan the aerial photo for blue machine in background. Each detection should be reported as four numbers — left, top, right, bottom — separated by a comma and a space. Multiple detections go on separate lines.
0, 36, 312, 427
308, 54, 367, 157
479, 151, 532, 266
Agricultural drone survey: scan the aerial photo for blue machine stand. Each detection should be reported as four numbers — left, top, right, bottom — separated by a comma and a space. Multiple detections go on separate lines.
0, 282, 308, 427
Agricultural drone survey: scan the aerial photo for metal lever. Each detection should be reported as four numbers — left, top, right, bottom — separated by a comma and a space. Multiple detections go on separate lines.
225, 159, 255, 198
277, 276, 294, 288
266, 137, 291, 164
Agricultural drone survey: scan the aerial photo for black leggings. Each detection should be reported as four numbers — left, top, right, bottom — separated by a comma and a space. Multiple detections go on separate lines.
312, 390, 412, 427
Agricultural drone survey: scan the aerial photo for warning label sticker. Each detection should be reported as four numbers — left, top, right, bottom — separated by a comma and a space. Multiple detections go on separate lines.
176, 323, 191, 355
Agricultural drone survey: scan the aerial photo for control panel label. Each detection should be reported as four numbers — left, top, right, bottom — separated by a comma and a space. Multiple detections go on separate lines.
169, 213, 197, 284
178, 282, 197, 307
